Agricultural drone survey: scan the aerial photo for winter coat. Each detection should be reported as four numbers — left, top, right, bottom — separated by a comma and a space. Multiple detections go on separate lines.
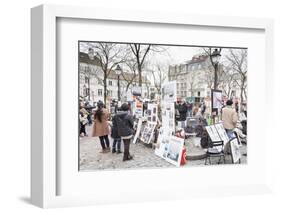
178, 103, 188, 121
92, 108, 110, 137
114, 111, 134, 137
111, 113, 121, 139
222, 106, 238, 130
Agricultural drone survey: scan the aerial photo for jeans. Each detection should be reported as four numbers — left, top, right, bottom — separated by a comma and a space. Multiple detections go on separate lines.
226, 129, 235, 140
99, 135, 110, 150
112, 138, 121, 151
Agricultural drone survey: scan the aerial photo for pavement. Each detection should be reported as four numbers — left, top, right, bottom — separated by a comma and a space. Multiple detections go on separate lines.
79, 124, 247, 171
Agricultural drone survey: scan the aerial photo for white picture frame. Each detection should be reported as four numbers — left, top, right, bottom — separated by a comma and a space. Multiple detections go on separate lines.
31, 4, 274, 208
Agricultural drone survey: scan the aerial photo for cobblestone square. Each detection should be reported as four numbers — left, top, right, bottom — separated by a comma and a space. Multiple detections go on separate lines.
79, 125, 247, 171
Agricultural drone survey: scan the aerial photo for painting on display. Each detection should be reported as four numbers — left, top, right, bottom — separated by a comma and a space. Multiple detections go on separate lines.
165, 136, 185, 167
139, 123, 156, 144
161, 102, 175, 137
132, 118, 143, 144
155, 131, 184, 167
211, 89, 223, 110
214, 123, 229, 145
134, 99, 143, 118
147, 103, 158, 124
230, 138, 242, 163
161, 81, 177, 103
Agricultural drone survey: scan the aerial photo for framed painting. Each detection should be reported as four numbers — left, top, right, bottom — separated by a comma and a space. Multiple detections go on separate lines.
31, 4, 274, 208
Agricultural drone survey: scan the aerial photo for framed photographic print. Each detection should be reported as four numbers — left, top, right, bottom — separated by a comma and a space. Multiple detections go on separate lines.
31, 4, 274, 208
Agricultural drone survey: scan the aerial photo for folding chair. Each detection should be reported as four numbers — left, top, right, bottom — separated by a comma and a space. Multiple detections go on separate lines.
205, 139, 225, 165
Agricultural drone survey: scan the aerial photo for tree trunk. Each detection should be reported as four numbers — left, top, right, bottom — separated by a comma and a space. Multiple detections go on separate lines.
103, 73, 107, 106
88, 76, 90, 101
240, 78, 245, 110
138, 64, 142, 86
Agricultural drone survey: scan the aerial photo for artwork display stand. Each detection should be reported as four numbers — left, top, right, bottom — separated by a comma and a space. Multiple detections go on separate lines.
205, 123, 241, 164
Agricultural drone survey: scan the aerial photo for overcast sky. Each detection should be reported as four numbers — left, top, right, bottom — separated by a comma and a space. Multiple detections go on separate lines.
79, 42, 204, 66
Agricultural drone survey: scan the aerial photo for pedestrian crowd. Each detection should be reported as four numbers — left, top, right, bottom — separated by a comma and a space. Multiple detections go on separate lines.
80, 100, 135, 162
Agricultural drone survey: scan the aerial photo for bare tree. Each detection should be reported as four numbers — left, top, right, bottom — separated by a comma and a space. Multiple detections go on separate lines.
150, 62, 168, 96
201, 47, 223, 90
121, 59, 138, 92
129, 44, 152, 86
219, 66, 238, 99
129, 44, 167, 86
85, 42, 127, 105
225, 49, 247, 105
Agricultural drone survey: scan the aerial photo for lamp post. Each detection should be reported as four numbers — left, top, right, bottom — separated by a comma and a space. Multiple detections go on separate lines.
115, 64, 122, 101
88, 48, 95, 60
86, 48, 96, 101
211, 48, 221, 90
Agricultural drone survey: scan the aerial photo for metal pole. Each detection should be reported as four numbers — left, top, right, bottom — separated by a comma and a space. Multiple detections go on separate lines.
117, 75, 120, 101
214, 63, 218, 90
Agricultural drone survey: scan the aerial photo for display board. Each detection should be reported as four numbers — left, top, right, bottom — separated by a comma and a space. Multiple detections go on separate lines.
161, 102, 175, 137
155, 132, 184, 167
211, 89, 223, 110
230, 138, 242, 163
147, 103, 158, 124
214, 123, 229, 145
161, 81, 177, 103
132, 118, 143, 144
205, 125, 221, 142
134, 99, 143, 118
139, 123, 156, 144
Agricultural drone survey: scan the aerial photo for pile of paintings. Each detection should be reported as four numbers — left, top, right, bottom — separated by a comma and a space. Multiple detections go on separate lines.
155, 128, 184, 167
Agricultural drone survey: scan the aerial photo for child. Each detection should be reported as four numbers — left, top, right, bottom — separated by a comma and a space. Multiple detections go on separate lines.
111, 113, 122, 154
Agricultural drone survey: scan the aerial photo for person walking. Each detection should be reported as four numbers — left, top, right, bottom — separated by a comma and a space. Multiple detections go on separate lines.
92, 101, 111, 153
115, 103, 135, 161
222, 100, 238, 139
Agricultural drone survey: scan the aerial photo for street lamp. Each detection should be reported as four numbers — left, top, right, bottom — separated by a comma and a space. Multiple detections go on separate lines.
115, 64, 122, 101
211, 48, 221, 90
88, 48, 95, 60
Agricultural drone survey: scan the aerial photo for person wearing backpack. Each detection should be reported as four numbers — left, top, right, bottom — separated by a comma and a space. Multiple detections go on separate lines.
115, 103, 135, 161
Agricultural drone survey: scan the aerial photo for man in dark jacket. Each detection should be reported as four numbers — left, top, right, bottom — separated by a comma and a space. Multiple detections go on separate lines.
178, 101, 188, 128
114, 103, 135, 161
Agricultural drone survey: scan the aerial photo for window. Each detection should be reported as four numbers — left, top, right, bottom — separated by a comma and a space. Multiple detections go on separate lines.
109, 80, 113, 86
98, 89, 103, 96
197, 91, 201, 97
107, 90, 113, 97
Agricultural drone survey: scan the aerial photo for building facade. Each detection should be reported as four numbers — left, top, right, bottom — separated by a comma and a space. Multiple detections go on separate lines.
168, 54, 244, 104
79, 52, 151, 103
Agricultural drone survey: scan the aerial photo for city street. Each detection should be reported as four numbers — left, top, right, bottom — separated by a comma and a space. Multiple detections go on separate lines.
79, 125, 247, 171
